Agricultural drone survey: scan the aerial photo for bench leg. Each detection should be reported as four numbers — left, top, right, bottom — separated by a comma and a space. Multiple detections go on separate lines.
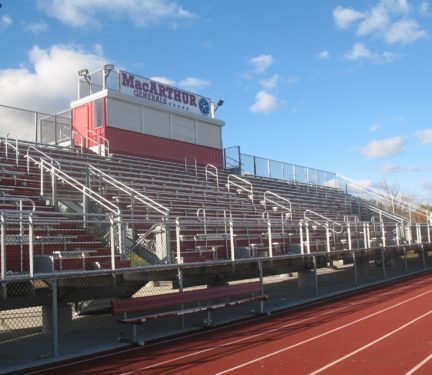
118, 324, 145, 346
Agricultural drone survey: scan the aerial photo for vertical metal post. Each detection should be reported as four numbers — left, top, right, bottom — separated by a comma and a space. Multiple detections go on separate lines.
29, 213, 34, 278
305, 221, 311, 254
347, 223, 352, 250
299, 221, 304, 255
51, 278, 59, 358
117, 216, 124, 256
381, 248, 386, 278
34, 112, 39, 143
395, 223, 400, 246
325, 223, 331, 253
177, 267, 185, 328
267, 159, 271, 178
229, 216, 235, 261
427, 222, 431, 243
416, 224, 422, 244
1, 213, 6, 281
292, 165, 296, 182
258, 260, 265, 314
109, 216, 116, 270
403, 246, 408, 273
176, 217, 182, 264
130, 192, 136, 241
363, 222, 367, 249
51, 163, 57, 210
367, 223, 371, 248
352, 251, 357, 285
421, 244, 426, 269
267, 218, 273, 258
253, 156, 257, 177
312, 255, 318, 296
54, 115, 58, 146
19, 201, 23, 273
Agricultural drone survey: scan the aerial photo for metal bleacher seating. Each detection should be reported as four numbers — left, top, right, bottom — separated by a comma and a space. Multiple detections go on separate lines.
0, 137, 410, 276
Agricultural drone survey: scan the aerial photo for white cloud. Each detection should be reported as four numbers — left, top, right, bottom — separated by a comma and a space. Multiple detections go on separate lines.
415, 129, 432, 144
334, 1, 426, 46
249, 54, 273, 74
25, 22, 49, 34
178, 77, 210, 91
357, 4, 390, 36
150, 76, 176, 86
369, 122, 382, 132
0, 44, 107, 140
259, 74, 281, 91
250, 91, 282, 114
36, 0, 195, 29
384, 19, 427, 45
344, 43, 377, 61
333, 6, 365, 29
361, 136, 405, 158
318, 50, 330, 59
0, 15, 13, 31
344, 43, 396, 63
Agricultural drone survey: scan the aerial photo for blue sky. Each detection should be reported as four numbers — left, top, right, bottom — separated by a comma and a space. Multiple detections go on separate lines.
0, 0, 432, 202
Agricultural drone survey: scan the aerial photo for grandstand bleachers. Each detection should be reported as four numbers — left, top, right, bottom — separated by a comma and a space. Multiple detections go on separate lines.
0, 137, 429, 277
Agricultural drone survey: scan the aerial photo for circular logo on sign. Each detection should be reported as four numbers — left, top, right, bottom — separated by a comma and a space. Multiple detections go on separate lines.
198, 98, 210, 116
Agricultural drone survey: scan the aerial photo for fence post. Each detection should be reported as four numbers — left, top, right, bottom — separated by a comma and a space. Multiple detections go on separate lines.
51, 278, 59, 358
381, 248, 386, 278
305, 221, 311, 254
325, 222, 331, 253
176, 217, 182, 264
267, 218, 273, 258
1, 213, 5, 282
229, 215, 235, 261
177, 266, 185, 328
312, 255, 318, 296
51, 162, 58, 211
34, 112, 39, 143
299, 221, 304, 255
347, 222, 352, 250
29, 212, 34, 278
421, 244, 426, 269
352, 250, 357, 285
258, 260, 265, 314
109, 215, 116, 270
403, 246, 408, 273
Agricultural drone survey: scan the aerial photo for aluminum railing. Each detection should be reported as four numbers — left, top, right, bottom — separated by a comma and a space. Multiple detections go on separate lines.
227, 174, 254, 202
205, 164, 219, 188
86, 129, 110, 156
338, 173, 431, 223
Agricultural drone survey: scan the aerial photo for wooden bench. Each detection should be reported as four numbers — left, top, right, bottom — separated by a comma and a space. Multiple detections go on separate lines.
112, 281, 268, 345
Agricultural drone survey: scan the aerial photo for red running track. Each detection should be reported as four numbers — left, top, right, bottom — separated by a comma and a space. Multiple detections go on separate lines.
25, 273, 432, 375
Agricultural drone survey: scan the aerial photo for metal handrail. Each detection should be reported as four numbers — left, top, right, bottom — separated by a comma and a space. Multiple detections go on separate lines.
27, 156, 119, 215
304, 209, 344, 234
4, 133, 19, 166
205, 164, 219, 188
0, 196, 36, 211
86, 129, 110, 155
339, 173, 430, 221
262, 191, 292, 217
366, 204, 408, 225
26, 146, 61, 173
184, 155, 197, 177
88, 165, 169, 217
227, 174, 254, 202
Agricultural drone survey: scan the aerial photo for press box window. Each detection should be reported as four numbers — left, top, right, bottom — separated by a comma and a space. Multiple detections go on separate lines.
94, 98, 103, 128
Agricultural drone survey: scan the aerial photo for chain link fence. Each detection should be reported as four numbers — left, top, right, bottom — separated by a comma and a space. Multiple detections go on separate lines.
0, 245, 430, 373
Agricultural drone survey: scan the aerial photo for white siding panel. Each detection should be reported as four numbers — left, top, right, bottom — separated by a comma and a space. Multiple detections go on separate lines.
107, 98, 141, 132
196, 122, 221, 148
171, 114, 195, 143
142, 107, 170, 138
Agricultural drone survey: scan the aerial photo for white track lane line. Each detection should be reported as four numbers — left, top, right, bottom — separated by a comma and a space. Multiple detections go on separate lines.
405, 353, 432, 375
309, 310, 432, 375
24, 275, 432, 375
215, 289, 432, 375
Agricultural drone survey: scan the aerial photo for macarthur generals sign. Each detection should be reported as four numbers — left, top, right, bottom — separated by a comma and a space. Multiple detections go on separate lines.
120, 70, 212, 118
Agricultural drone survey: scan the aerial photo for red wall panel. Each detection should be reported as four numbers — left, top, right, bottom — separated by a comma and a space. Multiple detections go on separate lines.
105, 126, 223, 168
